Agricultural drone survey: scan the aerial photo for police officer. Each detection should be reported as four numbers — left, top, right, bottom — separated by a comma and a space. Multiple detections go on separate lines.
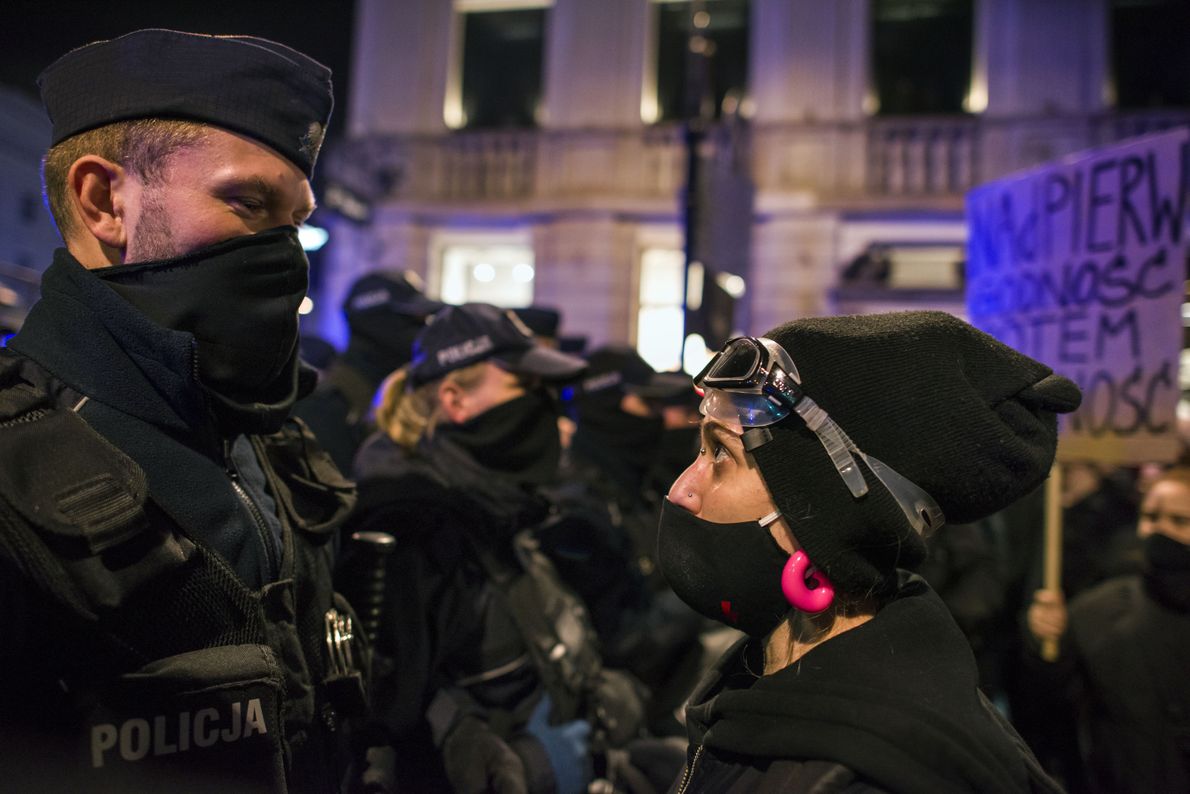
294, 269, 443, 472
0, 30, 363, 792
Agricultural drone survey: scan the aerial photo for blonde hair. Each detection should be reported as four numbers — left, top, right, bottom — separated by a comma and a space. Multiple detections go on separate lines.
41, 118, 209, 241
374, 362, 490, 452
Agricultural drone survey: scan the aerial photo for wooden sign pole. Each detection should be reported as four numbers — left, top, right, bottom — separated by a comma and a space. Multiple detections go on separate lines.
1041, 463, 1063, 662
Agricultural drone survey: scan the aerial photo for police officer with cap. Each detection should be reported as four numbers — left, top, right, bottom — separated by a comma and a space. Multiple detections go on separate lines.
294, 269, 444, 472
0, 29, 364, 792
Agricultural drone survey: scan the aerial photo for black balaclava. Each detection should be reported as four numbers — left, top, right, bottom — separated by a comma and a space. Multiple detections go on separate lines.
437, 390, 562, 486
743, 311, 1081, 598
95, 226, 308, 435
572, 389, 665, 488
1143, 533, 1190, 611
341, 315, 424, 388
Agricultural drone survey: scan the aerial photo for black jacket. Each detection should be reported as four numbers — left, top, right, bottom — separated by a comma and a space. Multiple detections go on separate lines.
0, 249, 359, 792
1039, 574, 1190, 794
346, 431, 554, 789
674, 575, 1060, 794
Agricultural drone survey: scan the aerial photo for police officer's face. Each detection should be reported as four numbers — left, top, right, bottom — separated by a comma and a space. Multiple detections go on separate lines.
123, 127, 315, 263
667, 418, 797, 555
438, 362, 528, 425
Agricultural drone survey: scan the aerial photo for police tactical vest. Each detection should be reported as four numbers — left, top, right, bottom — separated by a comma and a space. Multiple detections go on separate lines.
0, 350, 362, 793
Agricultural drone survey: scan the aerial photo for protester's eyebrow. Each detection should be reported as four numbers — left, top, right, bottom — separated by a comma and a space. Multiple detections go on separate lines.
702, 419, 741, 449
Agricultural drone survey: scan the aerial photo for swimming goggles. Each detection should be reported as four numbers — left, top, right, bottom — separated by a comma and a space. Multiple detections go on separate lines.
694, 336, 945, 537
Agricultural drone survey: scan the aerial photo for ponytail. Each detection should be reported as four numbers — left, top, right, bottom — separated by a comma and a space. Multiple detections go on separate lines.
373, 362, 490, 452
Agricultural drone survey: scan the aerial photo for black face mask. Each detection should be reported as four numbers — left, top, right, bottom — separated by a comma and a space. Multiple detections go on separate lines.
657, 497, 791, 637
439, 390, 562, 485
575, 399, 665, 473
1143, 532, 1190, 612
95, 227, 308, 435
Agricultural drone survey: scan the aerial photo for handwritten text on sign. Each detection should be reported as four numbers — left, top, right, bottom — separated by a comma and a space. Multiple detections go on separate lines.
966, 129, 1189, 463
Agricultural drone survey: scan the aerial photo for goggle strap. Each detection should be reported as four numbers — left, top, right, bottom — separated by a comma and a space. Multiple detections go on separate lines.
801, 407, 869, 499
742, 427, 773, 452
856, 451, 946, 537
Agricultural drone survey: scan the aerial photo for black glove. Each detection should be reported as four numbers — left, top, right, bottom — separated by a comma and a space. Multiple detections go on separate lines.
442, 715, 529, 794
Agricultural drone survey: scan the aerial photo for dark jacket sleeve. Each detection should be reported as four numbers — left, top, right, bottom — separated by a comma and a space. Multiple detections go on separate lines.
343, 480, 489, 739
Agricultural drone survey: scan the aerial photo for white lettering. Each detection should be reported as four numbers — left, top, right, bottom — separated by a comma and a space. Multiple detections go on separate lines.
193, 708, 219, 748
120, 718, 151, 762
220, 702, 243, 742
153, 715, 177, 756
179, 710, 190, 752
88, 698, 269, 767
91, 723, 117, 768
244, 698, 268, 737
436, 335, 494, 366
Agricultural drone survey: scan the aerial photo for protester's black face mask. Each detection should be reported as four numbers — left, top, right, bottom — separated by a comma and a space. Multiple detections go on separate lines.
657, 497, 791, 637
95, 227, 308, 434
1143, 532, 1190, 611
440, 389, 562, 485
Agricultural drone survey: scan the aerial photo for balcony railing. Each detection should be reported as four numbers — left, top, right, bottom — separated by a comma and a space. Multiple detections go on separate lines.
328, 110, 1189, 209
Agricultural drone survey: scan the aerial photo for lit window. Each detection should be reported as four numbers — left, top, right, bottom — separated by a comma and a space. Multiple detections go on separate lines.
637, 248, 686, 372
440, 244, 536, 307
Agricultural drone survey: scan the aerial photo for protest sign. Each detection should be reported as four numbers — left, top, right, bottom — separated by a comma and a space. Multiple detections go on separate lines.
967, 129, 1189, 464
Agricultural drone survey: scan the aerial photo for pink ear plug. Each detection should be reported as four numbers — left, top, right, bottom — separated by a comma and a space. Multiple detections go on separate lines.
781, 551, 835, 613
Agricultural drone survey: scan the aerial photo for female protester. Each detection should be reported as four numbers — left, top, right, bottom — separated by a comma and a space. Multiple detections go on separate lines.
1027, 465, 1190, 794
342, 303, 663, 794
658, 311, 1078, 793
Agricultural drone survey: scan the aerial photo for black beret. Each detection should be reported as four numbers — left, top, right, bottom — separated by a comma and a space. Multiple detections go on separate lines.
38, 29, 333, 177
749, 311, 1081, 597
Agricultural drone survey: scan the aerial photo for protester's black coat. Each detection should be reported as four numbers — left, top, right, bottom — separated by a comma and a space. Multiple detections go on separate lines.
674, 575, 1056, 794
1057, 575, 1190, 794
0, 250, 358, 792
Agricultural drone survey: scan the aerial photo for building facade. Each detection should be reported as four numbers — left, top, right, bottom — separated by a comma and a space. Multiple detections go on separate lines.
315, 0, 1188, 369
0, 87, 59, 335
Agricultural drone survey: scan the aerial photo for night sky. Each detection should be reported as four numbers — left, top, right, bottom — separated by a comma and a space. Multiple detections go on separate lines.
0, 0, 357, 138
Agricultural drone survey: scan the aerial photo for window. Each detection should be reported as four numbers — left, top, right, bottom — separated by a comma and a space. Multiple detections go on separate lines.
637, 248, 686, 372
651, 0, 750, 123
1111, 0, 1190, 108
872, 0, 972, 115
457, 8, 547, 128
440, 243, 536, 307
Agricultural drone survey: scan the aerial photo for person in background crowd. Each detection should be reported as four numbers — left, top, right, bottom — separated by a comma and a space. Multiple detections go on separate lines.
918, 518, 1008, 697
294, 269, 443, 472
342, 303, 676, 794
513, 305, 580, 449
514, 305, 563, 348
999, 463, 1141, 793
299, 332, 340, 374
659, 311, 1077, 792
568, 345, 692, 585
554, 345, 705, 732
0, 29, 363, 792
1026, 464, 1190, 794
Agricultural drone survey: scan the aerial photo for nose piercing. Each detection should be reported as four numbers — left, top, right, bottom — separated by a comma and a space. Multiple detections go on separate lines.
687, 493, 694, 499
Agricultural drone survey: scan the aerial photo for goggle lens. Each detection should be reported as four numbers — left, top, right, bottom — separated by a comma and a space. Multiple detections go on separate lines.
703, 340, 762, 386
699, 388, 791, 429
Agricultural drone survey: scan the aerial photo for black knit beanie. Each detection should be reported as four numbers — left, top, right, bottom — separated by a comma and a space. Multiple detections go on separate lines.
748, 311, 1081, 598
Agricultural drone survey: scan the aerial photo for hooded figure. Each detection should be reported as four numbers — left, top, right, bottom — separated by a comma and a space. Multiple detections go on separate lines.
657, 310, 1080, 793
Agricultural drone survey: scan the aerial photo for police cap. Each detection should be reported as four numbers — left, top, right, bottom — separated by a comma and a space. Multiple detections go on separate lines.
38, 29, 334, 177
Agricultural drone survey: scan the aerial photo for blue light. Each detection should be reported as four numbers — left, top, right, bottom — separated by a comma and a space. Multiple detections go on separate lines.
298, 224, 330, 252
